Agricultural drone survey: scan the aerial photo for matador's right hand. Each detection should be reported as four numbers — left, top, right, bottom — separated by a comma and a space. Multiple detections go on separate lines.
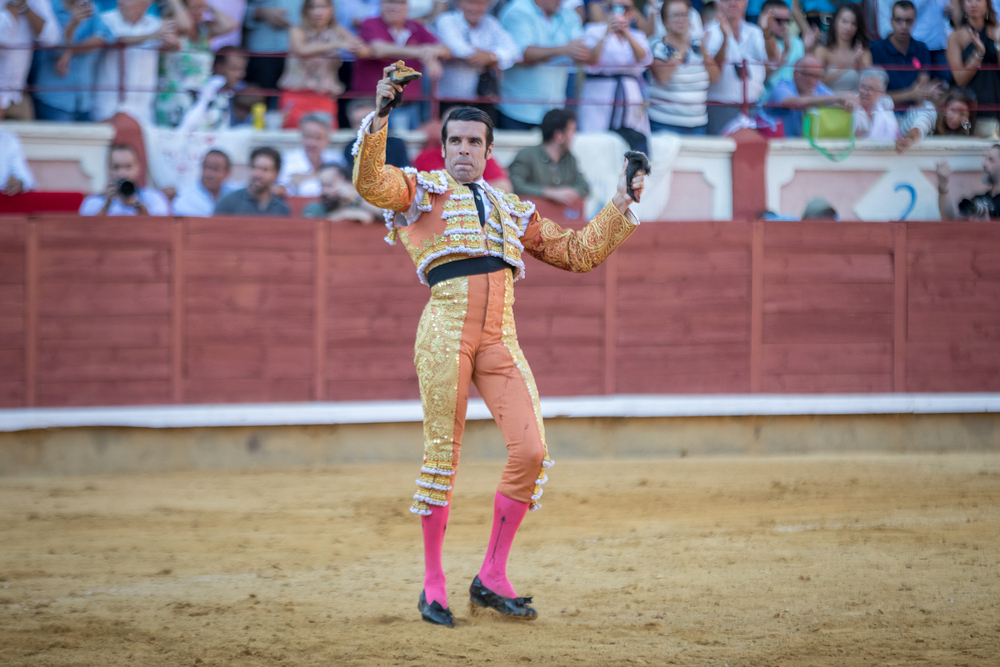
372, 64, 403, 133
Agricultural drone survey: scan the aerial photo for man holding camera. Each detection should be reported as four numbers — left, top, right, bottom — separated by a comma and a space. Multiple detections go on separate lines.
80, 143, 170, 216
936, 145, 1000, 221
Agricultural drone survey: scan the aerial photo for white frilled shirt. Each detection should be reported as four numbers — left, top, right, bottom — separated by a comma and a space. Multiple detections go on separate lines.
0, 0, 59, 109
578, 24, 652, 134
433, 11, 521, 100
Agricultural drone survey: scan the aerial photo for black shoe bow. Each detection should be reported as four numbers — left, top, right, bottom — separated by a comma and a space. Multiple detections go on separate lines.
469, 575, 538, 620
418, 591, 455, 628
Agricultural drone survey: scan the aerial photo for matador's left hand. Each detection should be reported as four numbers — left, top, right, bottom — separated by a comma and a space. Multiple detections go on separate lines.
612, 159, 645, 213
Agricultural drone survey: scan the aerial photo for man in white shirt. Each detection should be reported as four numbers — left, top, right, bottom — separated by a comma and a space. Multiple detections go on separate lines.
703, 0, 768, 134
92, 0, 174, 124
80, 144, 170, 215
0, 0, 59, 119
0, 121, 36, 195
171, 149, 238, 216
434, 0, 522, 101
277, 113, 345, 197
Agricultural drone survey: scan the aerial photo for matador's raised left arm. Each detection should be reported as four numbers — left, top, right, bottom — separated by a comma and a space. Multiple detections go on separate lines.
519, 162, 644, 273
520, 201, 639, 273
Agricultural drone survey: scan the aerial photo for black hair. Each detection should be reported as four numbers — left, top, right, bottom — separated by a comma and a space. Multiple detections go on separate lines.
204, 149, 231, 170
892, 0, 916, 15
441, 106, 494, 148
761, 0, 789, 15
317, 162, 351, 181
541, 109, 576, 143
250, 146, 281, 173
212, 46, 242, 72
828, 3, 869, 50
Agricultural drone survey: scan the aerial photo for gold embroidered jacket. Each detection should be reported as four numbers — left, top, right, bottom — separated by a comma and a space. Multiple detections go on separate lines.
351, 117, 639, 285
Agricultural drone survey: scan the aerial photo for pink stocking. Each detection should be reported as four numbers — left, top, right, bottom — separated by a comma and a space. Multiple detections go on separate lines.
477, 491, 529, 598
421, 504, 450, 608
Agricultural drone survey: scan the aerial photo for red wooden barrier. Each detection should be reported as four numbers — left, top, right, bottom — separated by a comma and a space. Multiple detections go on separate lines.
0, 216, 998, 408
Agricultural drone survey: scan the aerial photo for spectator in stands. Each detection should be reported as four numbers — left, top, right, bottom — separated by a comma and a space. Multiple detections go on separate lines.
243, 0, 299, 96
936, 143, 1000, 219
353, 0, 448, 130
508, 109, 590, 206
801, 0, 835, 40
208, 0, 243, 48
648, 0, 720, 134
767, 55, 857, 136
434, 0, 521, 107
947, 0, 1000, 137
703, 0, 768, 134
277, 113, 345, 197
342, 98, 411, 171
336, 0, 380, 31
579, 0, 653, 146
0, 0, 59, 120
214, 146, 291, 215
761, 0, 816, 93
92, 0, 176, 124
853, 67, 900, 139
896, 88, 973, 153
497, 0, 588, 129
175, 46, 248, 131
877, 0, 950, 82
155, 0, 236, 127
171, 149, 237, 216
871, 1, 939, 109
80, 144, 171, 215
411, 107, 512, 191
815, 3, 872, 93
32, 0, 112, 122
279, 0, 369, 129
0, 121, 36, 194
302, 163, 381, 222
801, 197, 839, 219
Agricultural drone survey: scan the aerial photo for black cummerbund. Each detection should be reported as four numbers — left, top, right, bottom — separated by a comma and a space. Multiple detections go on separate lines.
426, 256, 513, 287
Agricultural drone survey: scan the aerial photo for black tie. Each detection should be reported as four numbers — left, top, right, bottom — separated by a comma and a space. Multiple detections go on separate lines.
467, 182, 487, 227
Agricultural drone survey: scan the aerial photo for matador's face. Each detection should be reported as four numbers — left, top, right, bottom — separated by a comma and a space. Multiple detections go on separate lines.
442, 120, 493, 184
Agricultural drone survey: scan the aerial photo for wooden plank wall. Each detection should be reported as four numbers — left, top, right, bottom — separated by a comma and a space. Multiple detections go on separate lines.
1, 217, 998, 407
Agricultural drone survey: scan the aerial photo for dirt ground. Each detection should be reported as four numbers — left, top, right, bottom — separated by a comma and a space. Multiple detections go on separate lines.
1, 453, 999, 666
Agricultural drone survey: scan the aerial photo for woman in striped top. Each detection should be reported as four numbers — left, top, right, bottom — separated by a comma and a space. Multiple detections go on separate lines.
647, 0, 721, 134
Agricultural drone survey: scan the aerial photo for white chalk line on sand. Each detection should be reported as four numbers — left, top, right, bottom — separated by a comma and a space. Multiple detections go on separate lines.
774, 514, 975, 533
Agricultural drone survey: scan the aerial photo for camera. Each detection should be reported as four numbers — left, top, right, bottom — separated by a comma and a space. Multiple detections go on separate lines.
611, 4, 626, 14
116, 179, 136, 199
957, 195, 993, 219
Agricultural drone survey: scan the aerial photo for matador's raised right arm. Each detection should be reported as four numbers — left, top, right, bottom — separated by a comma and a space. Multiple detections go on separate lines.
351, 114, 418, 212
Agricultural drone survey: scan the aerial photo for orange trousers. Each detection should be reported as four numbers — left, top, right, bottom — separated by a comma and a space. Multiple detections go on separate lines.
409, 269, 552, 516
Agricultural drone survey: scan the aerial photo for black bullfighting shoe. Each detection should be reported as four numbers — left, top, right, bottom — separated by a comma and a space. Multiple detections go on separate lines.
469, 575, 538, 621
418, 591, 455, 628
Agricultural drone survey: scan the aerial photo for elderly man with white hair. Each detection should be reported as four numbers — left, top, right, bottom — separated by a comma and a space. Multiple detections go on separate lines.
854, 67, 900, 140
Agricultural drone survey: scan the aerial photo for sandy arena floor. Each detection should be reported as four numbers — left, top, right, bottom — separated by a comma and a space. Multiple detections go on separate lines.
1, 453, 999, 666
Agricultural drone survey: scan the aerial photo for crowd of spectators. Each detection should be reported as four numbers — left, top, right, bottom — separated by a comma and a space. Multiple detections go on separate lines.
3, 0, 996, 138
2, 0, 999, 220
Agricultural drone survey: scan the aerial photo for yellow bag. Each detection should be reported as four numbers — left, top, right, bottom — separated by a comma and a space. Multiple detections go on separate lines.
804, 107, 855, 162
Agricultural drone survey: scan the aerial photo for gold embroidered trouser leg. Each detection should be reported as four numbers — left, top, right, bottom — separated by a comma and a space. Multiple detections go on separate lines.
410, 271, 553, 516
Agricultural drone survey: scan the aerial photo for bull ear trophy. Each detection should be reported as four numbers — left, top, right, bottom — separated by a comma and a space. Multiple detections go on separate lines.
379, 61, 423, 118
624, 151, 651, 203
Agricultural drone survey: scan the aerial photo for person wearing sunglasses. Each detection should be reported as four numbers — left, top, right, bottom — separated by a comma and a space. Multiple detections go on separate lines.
759, 0, 818, 94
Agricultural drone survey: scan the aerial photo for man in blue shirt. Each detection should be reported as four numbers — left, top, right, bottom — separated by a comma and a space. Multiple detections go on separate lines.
33, 0, 113, 121
767, 54, 857, 137
870, 0, 938, 109
497, 0, 588, 129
